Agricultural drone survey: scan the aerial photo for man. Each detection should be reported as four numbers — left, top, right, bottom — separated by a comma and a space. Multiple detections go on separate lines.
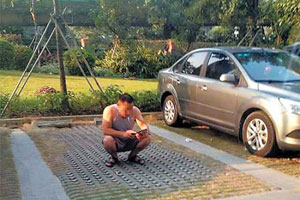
102, 93, 151, 167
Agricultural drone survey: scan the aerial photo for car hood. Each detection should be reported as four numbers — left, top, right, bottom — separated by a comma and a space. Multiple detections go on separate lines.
258, 82, 300, 101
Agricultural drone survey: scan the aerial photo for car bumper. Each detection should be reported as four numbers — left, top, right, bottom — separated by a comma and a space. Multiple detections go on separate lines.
275, 112, 300, 151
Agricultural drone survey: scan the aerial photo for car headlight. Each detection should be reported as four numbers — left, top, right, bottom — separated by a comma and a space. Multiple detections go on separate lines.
279, 98, 300, 115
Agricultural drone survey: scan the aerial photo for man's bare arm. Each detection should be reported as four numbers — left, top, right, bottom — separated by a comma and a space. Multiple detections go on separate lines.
102, 106, 125, 137
134, 107, 149, 132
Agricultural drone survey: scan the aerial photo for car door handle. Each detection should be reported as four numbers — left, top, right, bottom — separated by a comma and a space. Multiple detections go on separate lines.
199, 85, 208, 91
175, 79, 181, 84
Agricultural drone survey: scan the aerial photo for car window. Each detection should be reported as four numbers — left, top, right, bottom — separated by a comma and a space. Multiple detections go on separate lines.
234, 51, 300, 82
181, 52, 208, 75
206, 52, 240, 81
173, 58, 185, 73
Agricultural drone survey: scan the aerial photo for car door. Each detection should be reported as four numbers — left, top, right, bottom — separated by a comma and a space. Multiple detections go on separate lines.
172, 51, 209, 118
197, 52, 241, 129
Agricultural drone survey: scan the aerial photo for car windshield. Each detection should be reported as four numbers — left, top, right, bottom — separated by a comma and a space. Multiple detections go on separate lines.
234, 51, 300, 82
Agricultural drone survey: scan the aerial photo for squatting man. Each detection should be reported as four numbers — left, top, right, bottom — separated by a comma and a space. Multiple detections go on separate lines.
102, 93, 151, 167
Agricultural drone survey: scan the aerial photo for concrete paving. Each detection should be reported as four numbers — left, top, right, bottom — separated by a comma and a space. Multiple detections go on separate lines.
9, 124, 300, 200
11, 129, 69, 200
149, 124, 300, 199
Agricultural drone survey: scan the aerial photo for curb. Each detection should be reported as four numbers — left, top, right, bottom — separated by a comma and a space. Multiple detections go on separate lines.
0, 112, 162, 127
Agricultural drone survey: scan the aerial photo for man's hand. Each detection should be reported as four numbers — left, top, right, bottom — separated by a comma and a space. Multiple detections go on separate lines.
123, 130, 137, 139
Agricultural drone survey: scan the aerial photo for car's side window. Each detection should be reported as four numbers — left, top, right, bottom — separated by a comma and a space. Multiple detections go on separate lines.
181, 52, 208, 76
206, 52, 240, 81
173, 58, 185, 73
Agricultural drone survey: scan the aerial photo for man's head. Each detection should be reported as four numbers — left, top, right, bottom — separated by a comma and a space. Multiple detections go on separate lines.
117, 93, 134, 118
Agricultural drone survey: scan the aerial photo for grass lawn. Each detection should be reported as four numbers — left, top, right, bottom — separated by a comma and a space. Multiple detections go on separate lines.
0, 70, 158, 97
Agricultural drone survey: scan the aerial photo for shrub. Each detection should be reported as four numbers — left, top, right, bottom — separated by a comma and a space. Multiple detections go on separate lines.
1, 85, 160, 118
68, 92, 103, 113
132, 90, 160, 112
63, 49, 96, 76
128, 45, 161, 78
95, 85, 124, 106
0, 93, 9, 114
98, 45, 131, 74
14, 44, 33, 70
93, 65, 116, 77
99, 44, 184, 78
36, 93, 67, 113
34, 63, 69, 75
0, 39, 15, 69
208, 26, 233, 43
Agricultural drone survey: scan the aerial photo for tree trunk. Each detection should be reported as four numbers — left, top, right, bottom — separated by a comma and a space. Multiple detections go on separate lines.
53, 0, 69, 109
252, 0, 259, 46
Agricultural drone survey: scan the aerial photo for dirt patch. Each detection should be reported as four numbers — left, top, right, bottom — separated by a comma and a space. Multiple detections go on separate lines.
0, 127, 21, 200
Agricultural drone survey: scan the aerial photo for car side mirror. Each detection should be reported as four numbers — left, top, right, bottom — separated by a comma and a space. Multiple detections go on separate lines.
220, 73, 236, 84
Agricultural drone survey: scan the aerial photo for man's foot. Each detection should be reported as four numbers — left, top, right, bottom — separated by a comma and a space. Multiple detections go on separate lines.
105, 157, 119, 167
127, 155, 145, 165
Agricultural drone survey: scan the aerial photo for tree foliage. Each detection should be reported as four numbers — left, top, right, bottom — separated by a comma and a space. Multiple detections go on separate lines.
96, 0, 148, 41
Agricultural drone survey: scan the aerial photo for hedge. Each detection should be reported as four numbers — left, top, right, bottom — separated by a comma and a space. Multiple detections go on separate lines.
0, 85, 160, 118
0, 39, 15, 69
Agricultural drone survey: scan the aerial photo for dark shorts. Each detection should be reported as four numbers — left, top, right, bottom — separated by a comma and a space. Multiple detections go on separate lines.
115, 137, 139, 152
102, 136, 139, 152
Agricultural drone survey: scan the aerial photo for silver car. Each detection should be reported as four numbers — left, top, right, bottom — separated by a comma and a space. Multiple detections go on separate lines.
158, 47, 300, 157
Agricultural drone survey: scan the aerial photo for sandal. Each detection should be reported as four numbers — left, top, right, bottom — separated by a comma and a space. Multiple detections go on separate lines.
105, 157, 119, 167
128, 155, 145, 165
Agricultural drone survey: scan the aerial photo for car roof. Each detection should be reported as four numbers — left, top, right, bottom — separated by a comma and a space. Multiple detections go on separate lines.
193, 46, 285, 54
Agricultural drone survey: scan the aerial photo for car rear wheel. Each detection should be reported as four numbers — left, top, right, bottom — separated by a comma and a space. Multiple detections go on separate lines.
163, 95, 182, 126
242, 111, 278, 157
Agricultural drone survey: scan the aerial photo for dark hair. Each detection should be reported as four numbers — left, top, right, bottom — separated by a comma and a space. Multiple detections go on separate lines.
118, 93, 134, 103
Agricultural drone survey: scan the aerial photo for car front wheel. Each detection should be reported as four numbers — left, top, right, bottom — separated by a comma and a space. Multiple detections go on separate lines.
163, 95, 182, 126
242, 111, 278, 157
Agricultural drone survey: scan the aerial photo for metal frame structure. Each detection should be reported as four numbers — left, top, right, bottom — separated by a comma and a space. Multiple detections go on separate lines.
1, 9, 103, 117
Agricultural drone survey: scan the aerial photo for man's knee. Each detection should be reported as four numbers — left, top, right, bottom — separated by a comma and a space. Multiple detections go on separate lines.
141, 135, 151, 146
102, 136, 116, 148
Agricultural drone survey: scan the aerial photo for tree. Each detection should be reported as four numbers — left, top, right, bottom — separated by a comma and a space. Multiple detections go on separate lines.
147, 0, 184, 39
180, 0, 221, 49
147, 0, 221, 49
53, 0, 69, 110
96, 0, 148, 43
274, 0, 300, 45
275, 0, 300, 27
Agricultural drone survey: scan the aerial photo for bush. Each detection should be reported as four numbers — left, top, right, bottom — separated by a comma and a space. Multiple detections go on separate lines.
208, 26, 233, 43
95, 85, 124, 106
64, 49, 96, 76
0, 93, 9, 114
132, 90, 160, 112
1, 85, 160, 118
0, 39, 15, 69
98, 45, 131, 74
93, 65, 116, 77
14, 45, 33, 70
34, 63, 69, 75
36, 93, 68, 113
99, 44, 184, 78
128, 45, 162, 78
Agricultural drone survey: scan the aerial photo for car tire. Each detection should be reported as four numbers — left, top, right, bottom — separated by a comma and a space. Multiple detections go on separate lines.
163, 95, 182, 126
242, 111, 278, 157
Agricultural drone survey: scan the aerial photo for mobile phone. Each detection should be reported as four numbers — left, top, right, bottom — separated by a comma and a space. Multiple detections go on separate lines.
130, 132, 137, 136
137, 129, 148, 136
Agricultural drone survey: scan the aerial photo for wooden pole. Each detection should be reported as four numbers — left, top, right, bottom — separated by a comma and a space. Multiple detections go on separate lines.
53, 0, 69, 109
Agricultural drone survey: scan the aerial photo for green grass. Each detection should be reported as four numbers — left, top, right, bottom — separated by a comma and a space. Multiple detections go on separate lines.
0, 70, 158, 97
